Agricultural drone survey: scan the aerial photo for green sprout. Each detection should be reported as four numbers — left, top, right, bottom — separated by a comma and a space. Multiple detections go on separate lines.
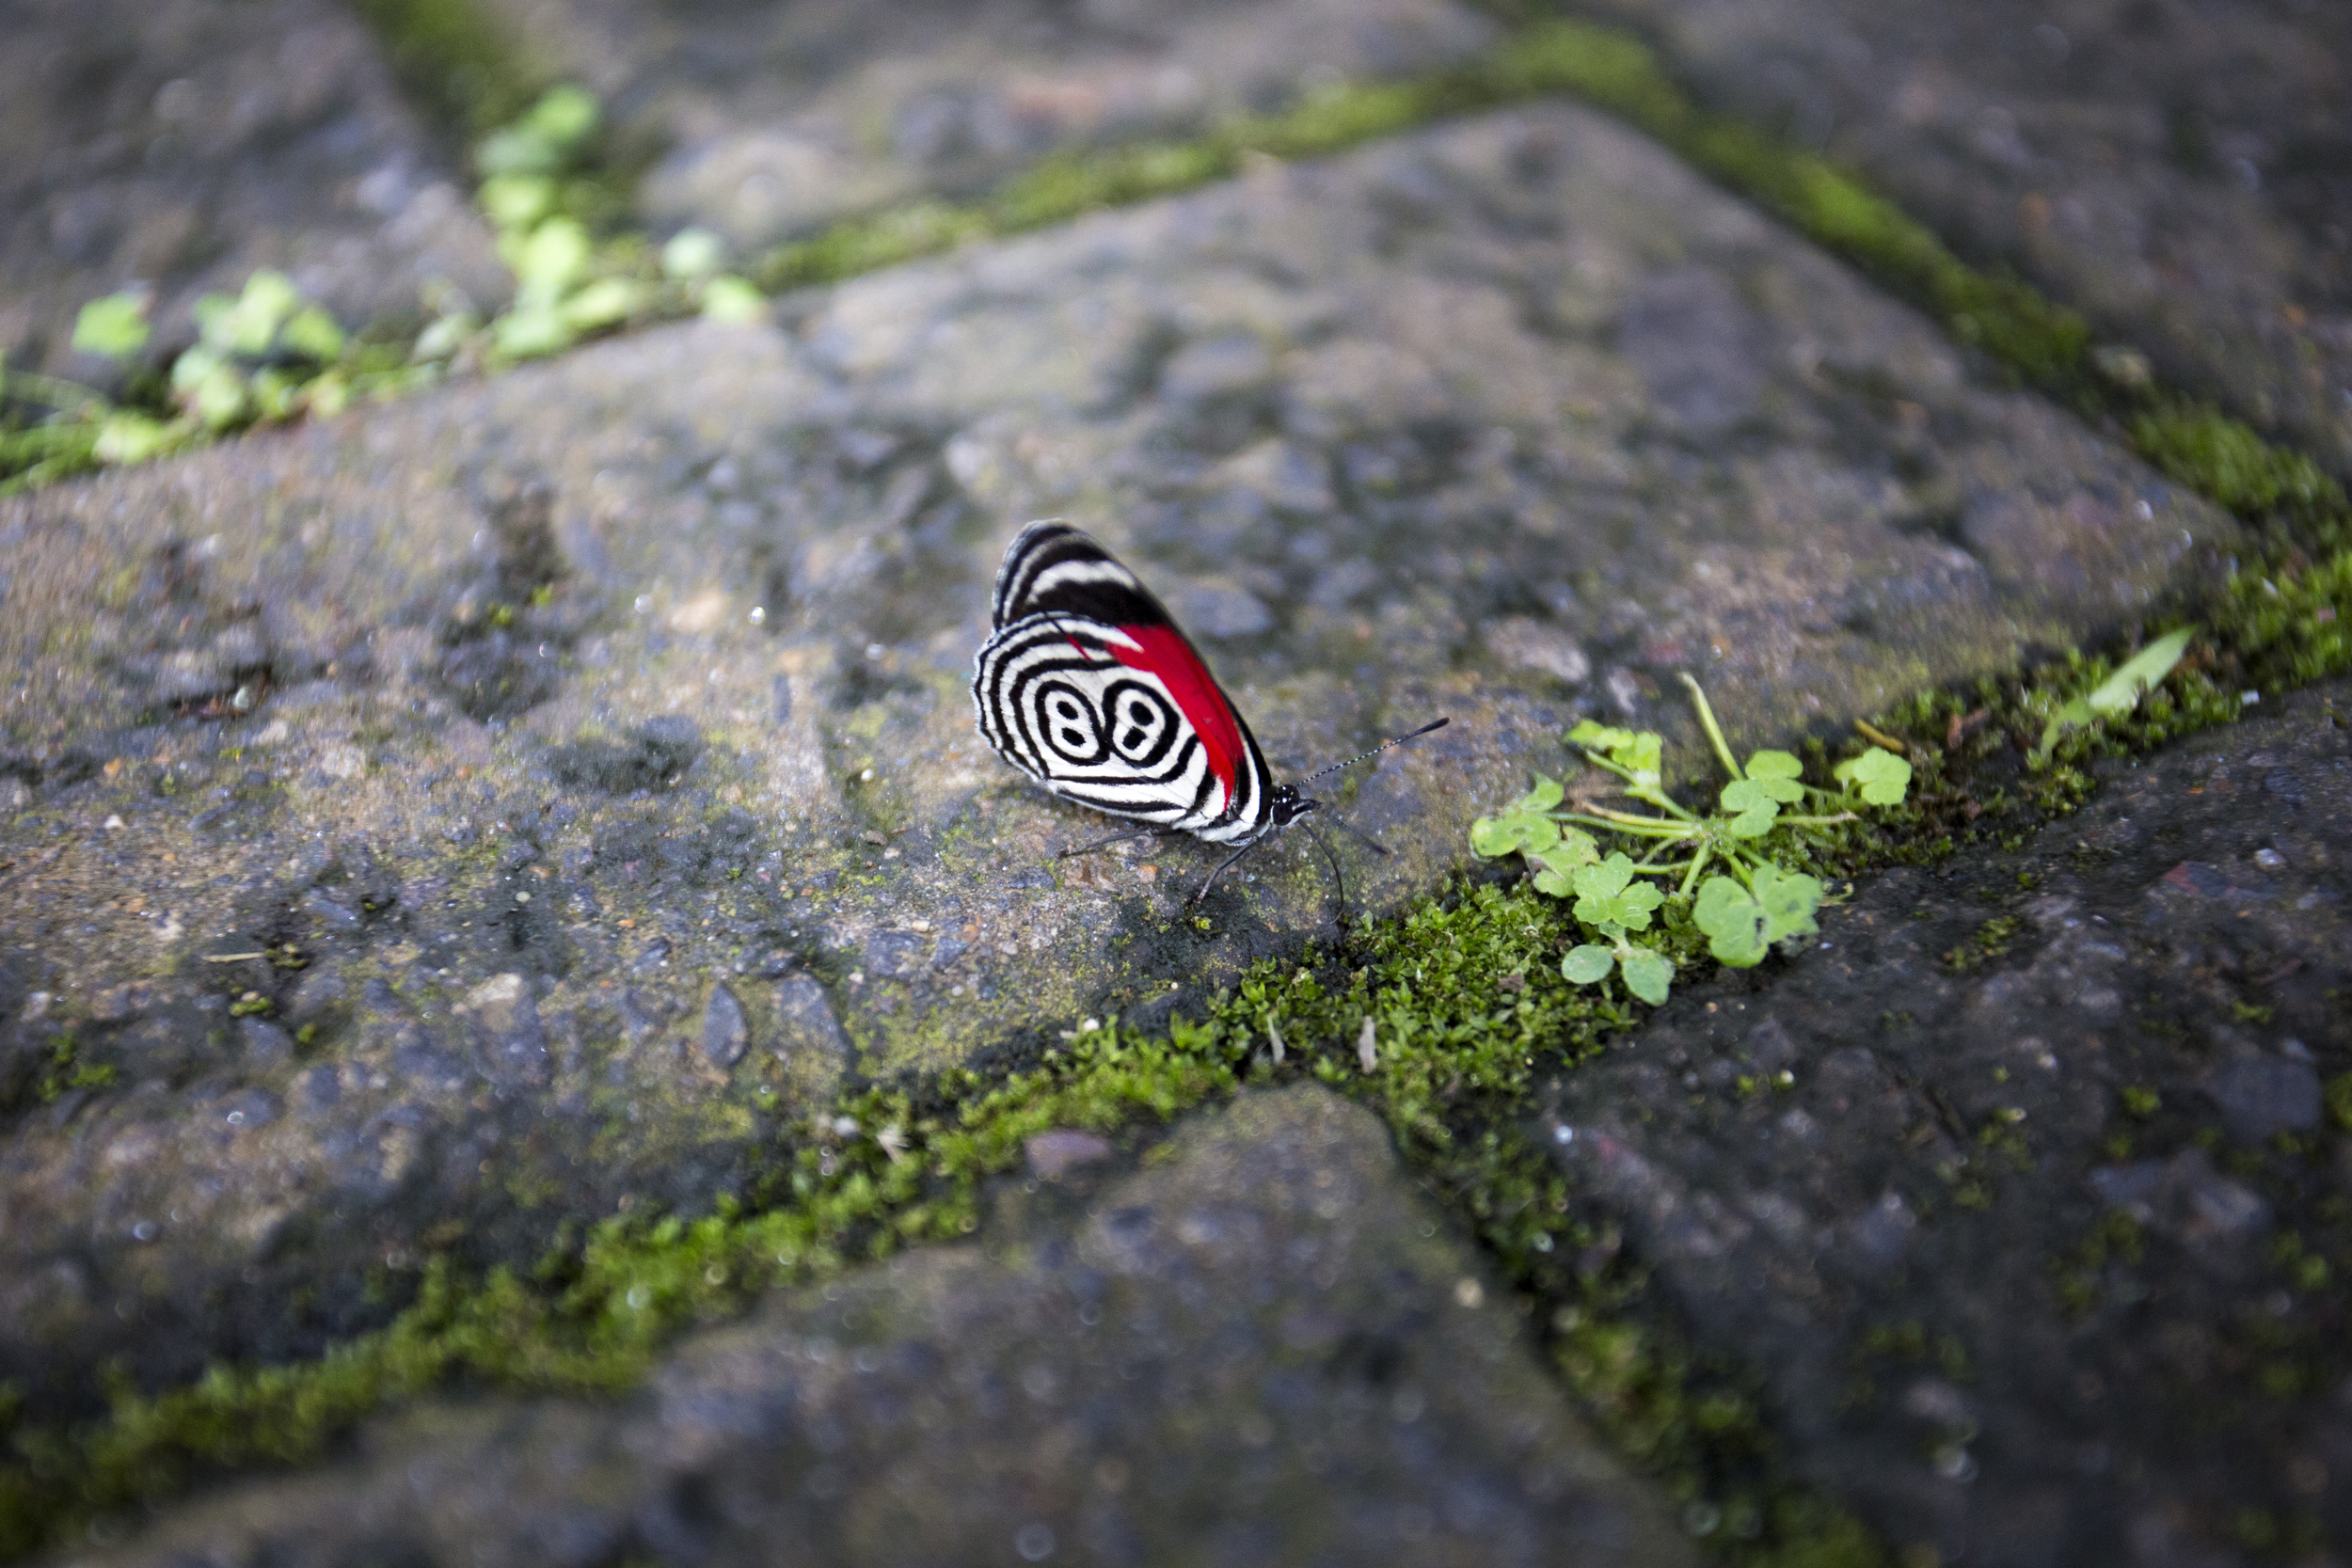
1562, 921, 1676, 1006
2031, 627, 2194, 765
1470, 674, 1915, 1001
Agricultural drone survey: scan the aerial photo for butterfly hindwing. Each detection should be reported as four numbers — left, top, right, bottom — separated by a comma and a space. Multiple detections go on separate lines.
975, 525, 1273, 843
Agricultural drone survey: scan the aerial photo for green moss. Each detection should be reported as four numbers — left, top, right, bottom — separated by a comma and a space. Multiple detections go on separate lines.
1941, 915, 2022, 973
2129, 406, 2346, 524
1500, 19, 2351, 574
19, 1034, 119, 1108
0, 879, 1867, 1564
24, 521, 2352, 1555
2314, 1070, 2352, 1134
345, 0, 543, 136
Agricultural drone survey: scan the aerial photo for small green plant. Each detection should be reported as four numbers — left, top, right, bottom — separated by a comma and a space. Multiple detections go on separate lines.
470, 87, 766, 363
1471, 675, 1912, 1004
2, 83, 777, 497
2030, 627, 2193, 765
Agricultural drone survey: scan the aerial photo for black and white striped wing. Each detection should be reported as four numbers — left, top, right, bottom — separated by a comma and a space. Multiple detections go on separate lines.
973, 524, 1273, 844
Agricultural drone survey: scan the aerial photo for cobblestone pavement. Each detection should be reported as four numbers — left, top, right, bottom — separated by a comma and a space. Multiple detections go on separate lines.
1545, 679, 2352, 1565
58, 1087, 1702, 1568
0, 4, 2344, 1565
0, 0, 506, 380
1570, 0, 2352, 475
0, 100, 2233, 1437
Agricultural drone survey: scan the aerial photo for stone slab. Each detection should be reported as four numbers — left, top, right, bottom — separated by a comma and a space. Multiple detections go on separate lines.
0, 0, 508, 379
1542, 679, 2352, 1566
1571, 0, 2352, 475
471, 0, 1508, 257
0, 103, 2230, 1421
53, 1085, 1699, 1568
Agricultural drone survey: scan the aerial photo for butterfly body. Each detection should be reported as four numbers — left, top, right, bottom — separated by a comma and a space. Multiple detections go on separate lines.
973, 522, 1443, 904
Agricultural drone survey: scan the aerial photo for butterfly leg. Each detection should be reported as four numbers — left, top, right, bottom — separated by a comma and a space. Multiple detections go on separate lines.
1057, 826, 1182, 860
1187, 837, 1264, 906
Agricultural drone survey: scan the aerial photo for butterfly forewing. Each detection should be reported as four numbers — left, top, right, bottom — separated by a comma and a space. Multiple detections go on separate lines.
991, 521, 1159, 628
975, 524, 1273, 843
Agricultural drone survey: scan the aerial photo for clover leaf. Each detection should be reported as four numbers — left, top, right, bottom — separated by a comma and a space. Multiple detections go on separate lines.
1470, 807, 1558, 860
72, 292, 151, 360
1562, 944, 1614, 984
1753, 863, 1823, 941
1693, 865, 1822, 966
195, 270, 301, 357
478, 85, 599, 178
93, 411, 175, 465
700, 276, 769, 324
559, 277, 644, 331
169, 348, 247, 427
1618, 945, 1674, 1006
480, 173, 555, 230
662, 227, 726, 281
1693, 876, 1766, 966
522, 85, 599, 153
1742, 750, 1805, 800
505, 217, 593, 304
1471, 775, 1571, 860
1511, 773, 1566, 815
1571, 852, 1662, 931
1718, 778, 1783, 838
279, 305, 345, 363
1566, 721, 1633, 752
1834, 747, 1913, 806
492, 304, 576, 361
1559, 931, 1673, 1004
1528, 829, 1599, 896
1568, 721, 1662, 791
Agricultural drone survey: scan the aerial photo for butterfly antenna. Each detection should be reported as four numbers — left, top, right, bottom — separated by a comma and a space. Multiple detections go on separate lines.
1298, 717, 1450, 789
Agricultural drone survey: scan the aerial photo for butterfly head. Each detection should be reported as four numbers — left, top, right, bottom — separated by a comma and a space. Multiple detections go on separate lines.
1265, 783, 1320, 831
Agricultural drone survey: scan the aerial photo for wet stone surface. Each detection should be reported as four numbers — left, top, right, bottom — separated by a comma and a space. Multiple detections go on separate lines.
1571, 0, 2352, 474
1542, 679, 2352, 1567
0, 103, 2233, 1424
470, 0, 1500, 256
56, 1085, 1699, 1568
0, 0, 507, 378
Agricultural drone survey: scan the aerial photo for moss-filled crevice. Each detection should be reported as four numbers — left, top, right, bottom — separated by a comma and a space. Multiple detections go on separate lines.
11, 501, 2349, 1558
1485, 17, 2346, 571
345, 0, 545, 140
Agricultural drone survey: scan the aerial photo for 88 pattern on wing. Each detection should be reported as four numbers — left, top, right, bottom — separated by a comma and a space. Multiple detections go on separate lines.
972, 522, 1273, 845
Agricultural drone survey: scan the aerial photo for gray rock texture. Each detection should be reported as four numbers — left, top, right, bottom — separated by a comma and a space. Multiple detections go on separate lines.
1543, 679, 2352, 1567
470, 0, 1501, 256
0, 0, 507, 377
1571, 0, 2352, 474
0, 103, 2235, 1426
53, 1085, 1699, 1568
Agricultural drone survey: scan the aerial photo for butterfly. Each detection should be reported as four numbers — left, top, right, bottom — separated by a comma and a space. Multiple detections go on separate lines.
972, 520, 1446, 904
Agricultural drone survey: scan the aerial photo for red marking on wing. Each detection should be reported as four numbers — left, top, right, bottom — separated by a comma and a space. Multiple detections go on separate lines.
1112, 624, 1243, 801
